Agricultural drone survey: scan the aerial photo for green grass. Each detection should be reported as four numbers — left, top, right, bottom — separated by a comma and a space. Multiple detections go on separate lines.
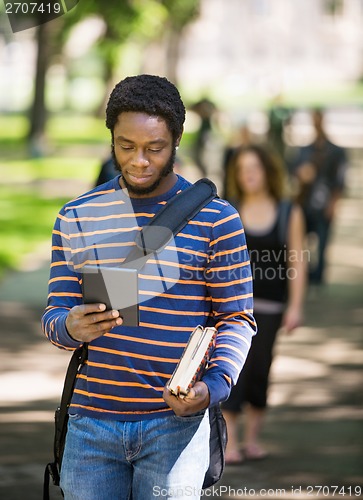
282, 82, 363, 108
0, 187, 70, 276
184, 81, 363, 111
0, 156, 101, 278
0, 115, 29, 144
0, 114, 110, 147
47, 114, 109, 144
1, 157, 100, 182
0, 114, 108, 278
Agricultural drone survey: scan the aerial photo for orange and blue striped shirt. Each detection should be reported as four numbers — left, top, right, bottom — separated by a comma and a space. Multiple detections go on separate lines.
41, 175, 256, 420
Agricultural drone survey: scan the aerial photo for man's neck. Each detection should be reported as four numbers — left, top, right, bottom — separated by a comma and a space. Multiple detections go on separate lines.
315, 132, 327, 148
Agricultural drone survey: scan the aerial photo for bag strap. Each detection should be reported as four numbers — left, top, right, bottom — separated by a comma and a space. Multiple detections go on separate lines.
277, 199, 293, 248
55, 344, 88, 462
123, 178, 217, 269
44, 344, 88, 499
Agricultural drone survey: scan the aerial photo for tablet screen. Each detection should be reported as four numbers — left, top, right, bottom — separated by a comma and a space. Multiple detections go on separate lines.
81, 265, 139, 327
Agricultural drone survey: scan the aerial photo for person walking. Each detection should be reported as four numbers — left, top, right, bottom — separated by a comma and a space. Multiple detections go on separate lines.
222, 144, 306, 464
292, 108, 348, 285
41, 75, 256, 499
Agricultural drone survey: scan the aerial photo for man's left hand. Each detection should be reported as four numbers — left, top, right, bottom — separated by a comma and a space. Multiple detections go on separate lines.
163, 381, 210, 417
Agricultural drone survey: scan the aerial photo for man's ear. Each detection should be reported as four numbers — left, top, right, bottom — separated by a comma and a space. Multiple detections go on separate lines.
175, 128, 184, 148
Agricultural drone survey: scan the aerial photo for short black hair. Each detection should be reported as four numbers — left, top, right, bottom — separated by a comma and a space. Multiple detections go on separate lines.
106, 74, 185, 142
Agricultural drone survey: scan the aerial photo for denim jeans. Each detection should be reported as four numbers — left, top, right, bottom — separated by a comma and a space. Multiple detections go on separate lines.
305, 209, 332, 285
60, 411, 210, 500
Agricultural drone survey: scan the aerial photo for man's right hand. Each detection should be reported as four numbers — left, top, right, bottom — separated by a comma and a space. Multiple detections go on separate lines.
65, 303, 123, 343
297, 162, 316, 185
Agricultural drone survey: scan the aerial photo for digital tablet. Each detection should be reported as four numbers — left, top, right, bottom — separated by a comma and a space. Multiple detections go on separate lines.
81, 265, 139, 327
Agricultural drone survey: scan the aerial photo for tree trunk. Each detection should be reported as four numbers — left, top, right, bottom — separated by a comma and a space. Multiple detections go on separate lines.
165, 27, 182, 86
96, 54, 115, 119
27, 22, 50, 156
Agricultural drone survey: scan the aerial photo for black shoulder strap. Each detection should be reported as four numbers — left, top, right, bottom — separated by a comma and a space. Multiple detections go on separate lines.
55, 344, 88, 465
43, 344, 88, 498
123, 178, 217, 268
277, 199, 293, 247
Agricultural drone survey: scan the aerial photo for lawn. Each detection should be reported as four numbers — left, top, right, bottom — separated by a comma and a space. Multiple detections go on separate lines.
0, 113, 109, 278
0, 187, 69, 273
0, 114, 110, 145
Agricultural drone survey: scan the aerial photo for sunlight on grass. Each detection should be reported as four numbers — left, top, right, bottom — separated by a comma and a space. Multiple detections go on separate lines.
192, 82, 363, 112
2, 157, 100, 183
0, 114, 109, 277
0, 114, 109, 145
283, 83, 363, 107
0, 187, 70, 276
47, 114, 109, 144
0, 115, 28, 142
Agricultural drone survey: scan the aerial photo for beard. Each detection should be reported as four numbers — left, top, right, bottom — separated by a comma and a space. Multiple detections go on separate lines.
111, 146, 176, 196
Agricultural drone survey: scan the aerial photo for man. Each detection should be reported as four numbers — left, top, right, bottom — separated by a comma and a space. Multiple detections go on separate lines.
292, 108, 348, 285
42, 75, 256, 499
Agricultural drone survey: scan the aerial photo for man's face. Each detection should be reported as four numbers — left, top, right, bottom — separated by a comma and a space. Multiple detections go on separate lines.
113, 112, 178, 197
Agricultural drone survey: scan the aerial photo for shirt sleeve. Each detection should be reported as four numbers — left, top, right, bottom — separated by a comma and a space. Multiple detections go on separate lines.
201, 202, 257, 407
41, 207, 83, 350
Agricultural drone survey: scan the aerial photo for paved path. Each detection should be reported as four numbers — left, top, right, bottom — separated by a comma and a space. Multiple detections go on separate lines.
0, 158, 362, 499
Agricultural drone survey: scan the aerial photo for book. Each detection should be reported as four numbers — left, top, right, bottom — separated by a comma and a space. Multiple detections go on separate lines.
167, 325, 217, 398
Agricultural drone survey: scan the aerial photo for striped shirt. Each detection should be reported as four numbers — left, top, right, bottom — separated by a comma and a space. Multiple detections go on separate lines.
41, 175, 256, 421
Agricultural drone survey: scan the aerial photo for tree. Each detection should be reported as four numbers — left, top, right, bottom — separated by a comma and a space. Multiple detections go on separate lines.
27, 18, 63, 153
27, 0, 140, 150
61, 0, 140, 86
161, 0, 201, 84
138, 0, 201, 84
27, 0, 201, 151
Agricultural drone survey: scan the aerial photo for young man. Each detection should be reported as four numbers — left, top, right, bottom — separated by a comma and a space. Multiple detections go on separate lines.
42, 75, 256, 499
292, 108, 348, 285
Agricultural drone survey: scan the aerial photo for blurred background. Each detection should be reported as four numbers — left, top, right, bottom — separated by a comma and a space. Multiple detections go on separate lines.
0, 0, 362, 498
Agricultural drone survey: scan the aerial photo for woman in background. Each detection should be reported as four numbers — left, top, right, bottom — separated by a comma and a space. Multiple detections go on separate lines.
222, 145, 306, 463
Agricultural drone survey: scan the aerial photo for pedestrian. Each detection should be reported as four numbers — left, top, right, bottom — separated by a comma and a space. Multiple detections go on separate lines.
267, 93, 292, 162
222, 144, 306, 464
41, 74, 256, 499
94, 154, 118, 186
190, 98, 224, 184
292, 108, 348, 285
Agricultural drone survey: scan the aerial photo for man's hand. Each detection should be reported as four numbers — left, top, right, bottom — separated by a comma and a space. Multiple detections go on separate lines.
296, 162, 316, 185
163, 381, 210, 417
65, 303, 123, 343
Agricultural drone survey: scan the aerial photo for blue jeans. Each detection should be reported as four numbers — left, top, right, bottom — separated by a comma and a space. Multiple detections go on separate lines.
60, 411, 210, 500
305, 209, 332, 285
